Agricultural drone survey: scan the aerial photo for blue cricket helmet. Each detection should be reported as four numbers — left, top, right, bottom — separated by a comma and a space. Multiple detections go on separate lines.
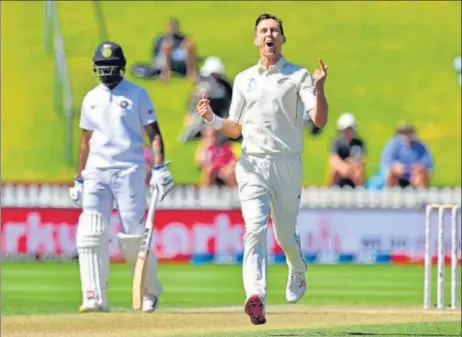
93, 41, 126, 67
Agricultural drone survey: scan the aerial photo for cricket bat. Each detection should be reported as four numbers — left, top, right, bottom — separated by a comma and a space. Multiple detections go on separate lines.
132, 186, 159, 310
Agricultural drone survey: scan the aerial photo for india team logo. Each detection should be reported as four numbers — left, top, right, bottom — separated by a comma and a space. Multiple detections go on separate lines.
102, 44, 112, 58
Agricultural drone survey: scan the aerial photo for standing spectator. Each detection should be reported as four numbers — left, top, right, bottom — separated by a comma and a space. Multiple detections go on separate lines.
380, 122, 433, 188
327, 113, 366, 188
152, 18, 197, 82
195, 126, 237, 187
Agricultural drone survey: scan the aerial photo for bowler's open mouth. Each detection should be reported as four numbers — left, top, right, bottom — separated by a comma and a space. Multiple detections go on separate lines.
266, 41, 274, 47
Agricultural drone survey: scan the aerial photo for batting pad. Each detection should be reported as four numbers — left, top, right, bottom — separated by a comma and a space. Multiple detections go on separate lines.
76, 211, 110, 307
117, 233, 163, 296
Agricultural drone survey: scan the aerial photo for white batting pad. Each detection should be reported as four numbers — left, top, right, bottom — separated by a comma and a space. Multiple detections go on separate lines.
117, 233, 163, 296
76, 211, 110, 308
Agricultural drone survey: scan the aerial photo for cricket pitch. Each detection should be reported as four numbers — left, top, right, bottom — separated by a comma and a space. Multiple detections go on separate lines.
2, 305, 461, 337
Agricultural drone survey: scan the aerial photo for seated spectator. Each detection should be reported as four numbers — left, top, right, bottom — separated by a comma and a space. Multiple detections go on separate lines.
380, 122, 433, 188
153, 18, 197, 82
454, 55, 461, 87
195, 126, 237, 188
179, 56, 236, 144
328, 113, 366, 188
130, 18, 198, 82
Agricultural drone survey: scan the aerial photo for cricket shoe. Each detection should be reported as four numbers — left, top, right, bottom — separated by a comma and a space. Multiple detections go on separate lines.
286, 271, 307, 303
142, 293, 159, 313
244, 295, 266, 325
79, 303, 109, 313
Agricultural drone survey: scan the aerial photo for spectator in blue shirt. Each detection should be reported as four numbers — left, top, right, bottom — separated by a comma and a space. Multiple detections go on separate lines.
380, 122, 433, 188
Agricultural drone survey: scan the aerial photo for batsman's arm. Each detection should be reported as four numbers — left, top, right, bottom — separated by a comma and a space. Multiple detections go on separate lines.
144, 122, 165, 166
138, 88, 165, 166
77, 98, 94, 179
77, 130, 92, 179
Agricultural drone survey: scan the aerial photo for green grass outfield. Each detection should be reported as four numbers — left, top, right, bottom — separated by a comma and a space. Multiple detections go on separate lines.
1, 262, 461, 336
2, 262, 462, 315
1, 1, 461, 186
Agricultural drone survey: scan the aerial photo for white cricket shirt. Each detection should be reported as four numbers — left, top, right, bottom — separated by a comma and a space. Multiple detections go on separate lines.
79, 79, 157, 169
228, 56, 316, 154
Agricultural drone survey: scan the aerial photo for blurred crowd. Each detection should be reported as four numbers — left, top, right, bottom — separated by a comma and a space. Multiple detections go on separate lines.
135, 18, 438, 190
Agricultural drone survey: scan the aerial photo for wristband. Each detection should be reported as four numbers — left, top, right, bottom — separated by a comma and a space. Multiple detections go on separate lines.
204, 114, 223, 130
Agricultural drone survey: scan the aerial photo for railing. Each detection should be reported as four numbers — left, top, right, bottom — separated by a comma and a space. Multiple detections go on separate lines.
1, 183, 460, 210
44, 0, 73, 166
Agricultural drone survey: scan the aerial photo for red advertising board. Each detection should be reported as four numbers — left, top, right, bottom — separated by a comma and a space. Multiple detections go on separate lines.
1, 208, 281, 261
3, 208, 460, 264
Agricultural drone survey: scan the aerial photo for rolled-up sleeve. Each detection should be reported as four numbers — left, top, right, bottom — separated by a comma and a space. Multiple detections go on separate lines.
299, 69, 316, 114
228, 73, 246, 124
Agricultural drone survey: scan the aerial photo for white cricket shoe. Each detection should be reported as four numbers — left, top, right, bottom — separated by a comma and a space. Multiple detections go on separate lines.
142, 293, 159, 313
286, 271, 307, 303
79, 303, 109, 313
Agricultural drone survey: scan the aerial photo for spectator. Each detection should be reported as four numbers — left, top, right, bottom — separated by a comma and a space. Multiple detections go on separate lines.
327, 113, 366, 188
195, 126, 237, 188
454, 55, 461, 87
152, 18, 197, 82
380, 122, 433, 188
179, 56, 235, 144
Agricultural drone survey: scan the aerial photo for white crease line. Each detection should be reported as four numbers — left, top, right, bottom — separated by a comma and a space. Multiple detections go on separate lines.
1, 285, 425, 297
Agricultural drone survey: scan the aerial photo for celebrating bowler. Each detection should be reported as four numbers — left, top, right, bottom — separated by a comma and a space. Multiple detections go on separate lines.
196, 13, 328, 325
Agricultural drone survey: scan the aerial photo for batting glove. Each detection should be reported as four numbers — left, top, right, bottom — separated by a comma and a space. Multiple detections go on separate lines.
69, 177, 84, 207
149, 161, 174, 201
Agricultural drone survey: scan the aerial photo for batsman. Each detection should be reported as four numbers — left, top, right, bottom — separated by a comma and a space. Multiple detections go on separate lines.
69, 41, 174, 313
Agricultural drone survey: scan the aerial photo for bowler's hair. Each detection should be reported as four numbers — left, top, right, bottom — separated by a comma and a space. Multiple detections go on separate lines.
254, 13, 284, 36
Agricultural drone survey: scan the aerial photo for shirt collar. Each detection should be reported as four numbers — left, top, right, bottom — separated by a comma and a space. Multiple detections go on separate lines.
257, 55, 286, 74
99, 78, 126, 92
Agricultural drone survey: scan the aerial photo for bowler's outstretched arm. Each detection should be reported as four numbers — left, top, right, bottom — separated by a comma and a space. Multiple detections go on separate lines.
299, 59, 329, 129
197, 73, 245, 139
312, 86, 328, 128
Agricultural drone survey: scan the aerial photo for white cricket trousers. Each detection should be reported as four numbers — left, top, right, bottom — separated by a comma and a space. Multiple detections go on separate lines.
82, 165, 146, 235
235, 153, 307, 301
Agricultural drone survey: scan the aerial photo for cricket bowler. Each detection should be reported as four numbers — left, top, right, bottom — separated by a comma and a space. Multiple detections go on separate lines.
69, 41, 174, 313
196, 13, 328, 325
